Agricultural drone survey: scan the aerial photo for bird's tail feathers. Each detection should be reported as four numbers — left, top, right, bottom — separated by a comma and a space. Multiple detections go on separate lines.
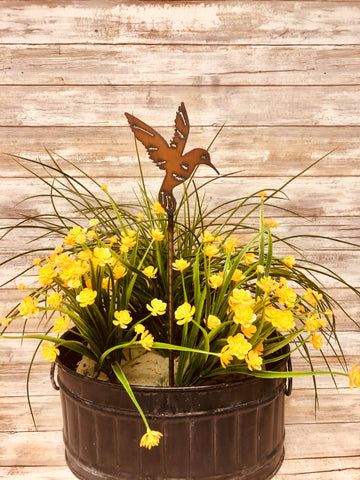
159, 189, 176, 214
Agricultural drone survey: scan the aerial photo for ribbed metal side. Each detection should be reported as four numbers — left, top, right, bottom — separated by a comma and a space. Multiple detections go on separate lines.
56, 333, 289, 480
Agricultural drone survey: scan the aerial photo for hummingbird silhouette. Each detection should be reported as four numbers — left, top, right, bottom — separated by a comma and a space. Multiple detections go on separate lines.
125, 102, 219, 214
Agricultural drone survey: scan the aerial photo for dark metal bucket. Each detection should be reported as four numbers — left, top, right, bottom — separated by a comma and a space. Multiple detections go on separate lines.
53, 333, 291, 480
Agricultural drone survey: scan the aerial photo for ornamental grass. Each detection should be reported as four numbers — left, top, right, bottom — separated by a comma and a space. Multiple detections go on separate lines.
1, 151, 360, 449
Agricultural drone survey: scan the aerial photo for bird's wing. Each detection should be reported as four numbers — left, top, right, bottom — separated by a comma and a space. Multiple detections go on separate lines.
125, 112, 169, 170
169, 102, 189, 155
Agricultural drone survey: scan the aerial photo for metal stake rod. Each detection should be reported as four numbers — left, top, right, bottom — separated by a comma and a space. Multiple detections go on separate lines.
167, 212, 175, 387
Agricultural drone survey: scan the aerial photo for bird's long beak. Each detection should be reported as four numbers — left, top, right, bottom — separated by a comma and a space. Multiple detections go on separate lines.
210, 162, 220, 175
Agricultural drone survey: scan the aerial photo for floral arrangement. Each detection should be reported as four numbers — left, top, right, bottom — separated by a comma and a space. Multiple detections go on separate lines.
1, 153, 359, 450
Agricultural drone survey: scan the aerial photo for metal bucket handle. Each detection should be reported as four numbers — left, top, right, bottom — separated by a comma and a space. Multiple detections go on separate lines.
50, 362, 60, 391
285, 356, 293, 396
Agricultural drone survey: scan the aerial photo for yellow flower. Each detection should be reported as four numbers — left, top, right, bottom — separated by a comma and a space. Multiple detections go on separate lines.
135, 324, 145, 334
233, 305, 256, 327
137, 212, 144, 222
151, 201, 165, 215
1, 317, 12, 327
19, 296, 39, 318
120, 230, 137, 253
113, 310, 133, 329
172, 258, 190, 273
78, 250, 92, 260
253, 343, 264, 356
264, 219, 271, 227
41, 342, 60, 362
87, 230, 97, 240
140, 428, 163, 449
283, 255, 296, 269
226, 333, 252, 360
109, 236, 117, 247
102, 277, 110, 289
241, 323, 256, 339
223, 238, 238, 254
140, 330, 154, 351
311, 333, 323, 350
245, 350, 263, 371
63, 226, 88, 246
243, 252, 255, 266
200, 230, 215, 243
150, 229, 165, 242
228, 289, 253, 312
259, 191, 267, 200
47, 292, 63, 307
219, 345, 233, 368
305, 313, 326, 333
271, 220, 279, 228
203, 244, 219, 259
303, 288, 323, 306
53, 315, 71, 335
76, 288, 97, 308
175, 302, 195, 325
89, 219, 99, 227
18, 283, 27, 290
205, 315, 221, 330
92, 247, 113, 267
146, 299, 167, 316
231, 269, 244, 283
256, 265, 265, 274
142, 266, 158, 279
54, 246, 63, 254
33, 257, 42, 266
256, 276, 277, 294
38, 264, 57, 286
101, 184, 108, 193
276, 284, 297, 308
208, 273, 223, 290
113, 263, 127, 279
59, 260, 89, 289
349, 364, 360, 389
265, 307, 295, 331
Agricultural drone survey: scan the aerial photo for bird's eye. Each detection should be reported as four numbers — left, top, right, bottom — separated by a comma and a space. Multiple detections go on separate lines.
200, 153, 208, 160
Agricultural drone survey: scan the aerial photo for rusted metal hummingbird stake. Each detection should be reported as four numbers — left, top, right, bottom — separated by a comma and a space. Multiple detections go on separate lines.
125, 102, 219, 385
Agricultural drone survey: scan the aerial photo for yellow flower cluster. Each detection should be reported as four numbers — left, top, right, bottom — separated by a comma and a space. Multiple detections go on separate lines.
120, 230, 136, 254
175, 302, 195, 325
219, 333, 252, 368
76, 288, 97, 308
113, 310, 132, 329
140, 428, 163, 449
208, 273, 223, 290
172, 258, 190, 273
146, 299, 167, 316
151, 202, 165, 215
265, 307, 295, 332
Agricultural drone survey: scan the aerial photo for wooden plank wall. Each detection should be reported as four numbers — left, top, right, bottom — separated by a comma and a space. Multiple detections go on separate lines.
0, 1, 359, 479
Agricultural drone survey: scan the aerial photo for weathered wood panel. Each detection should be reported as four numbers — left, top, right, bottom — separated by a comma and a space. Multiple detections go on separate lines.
1, 45, 360, 86
0, 1, 359, 478
1, 127, 360, 178
0, 1, 360, 45
0, 176, 358, 217
0, 86, 360, 126
1, 460, 360, 480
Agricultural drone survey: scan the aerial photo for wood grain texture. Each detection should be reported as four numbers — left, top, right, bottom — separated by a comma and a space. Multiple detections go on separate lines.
1, 127, 360, 178
0, 1, 360, 45
0, 0, 359, 478
0, 85, 360, 126
1, 45, 360, 86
